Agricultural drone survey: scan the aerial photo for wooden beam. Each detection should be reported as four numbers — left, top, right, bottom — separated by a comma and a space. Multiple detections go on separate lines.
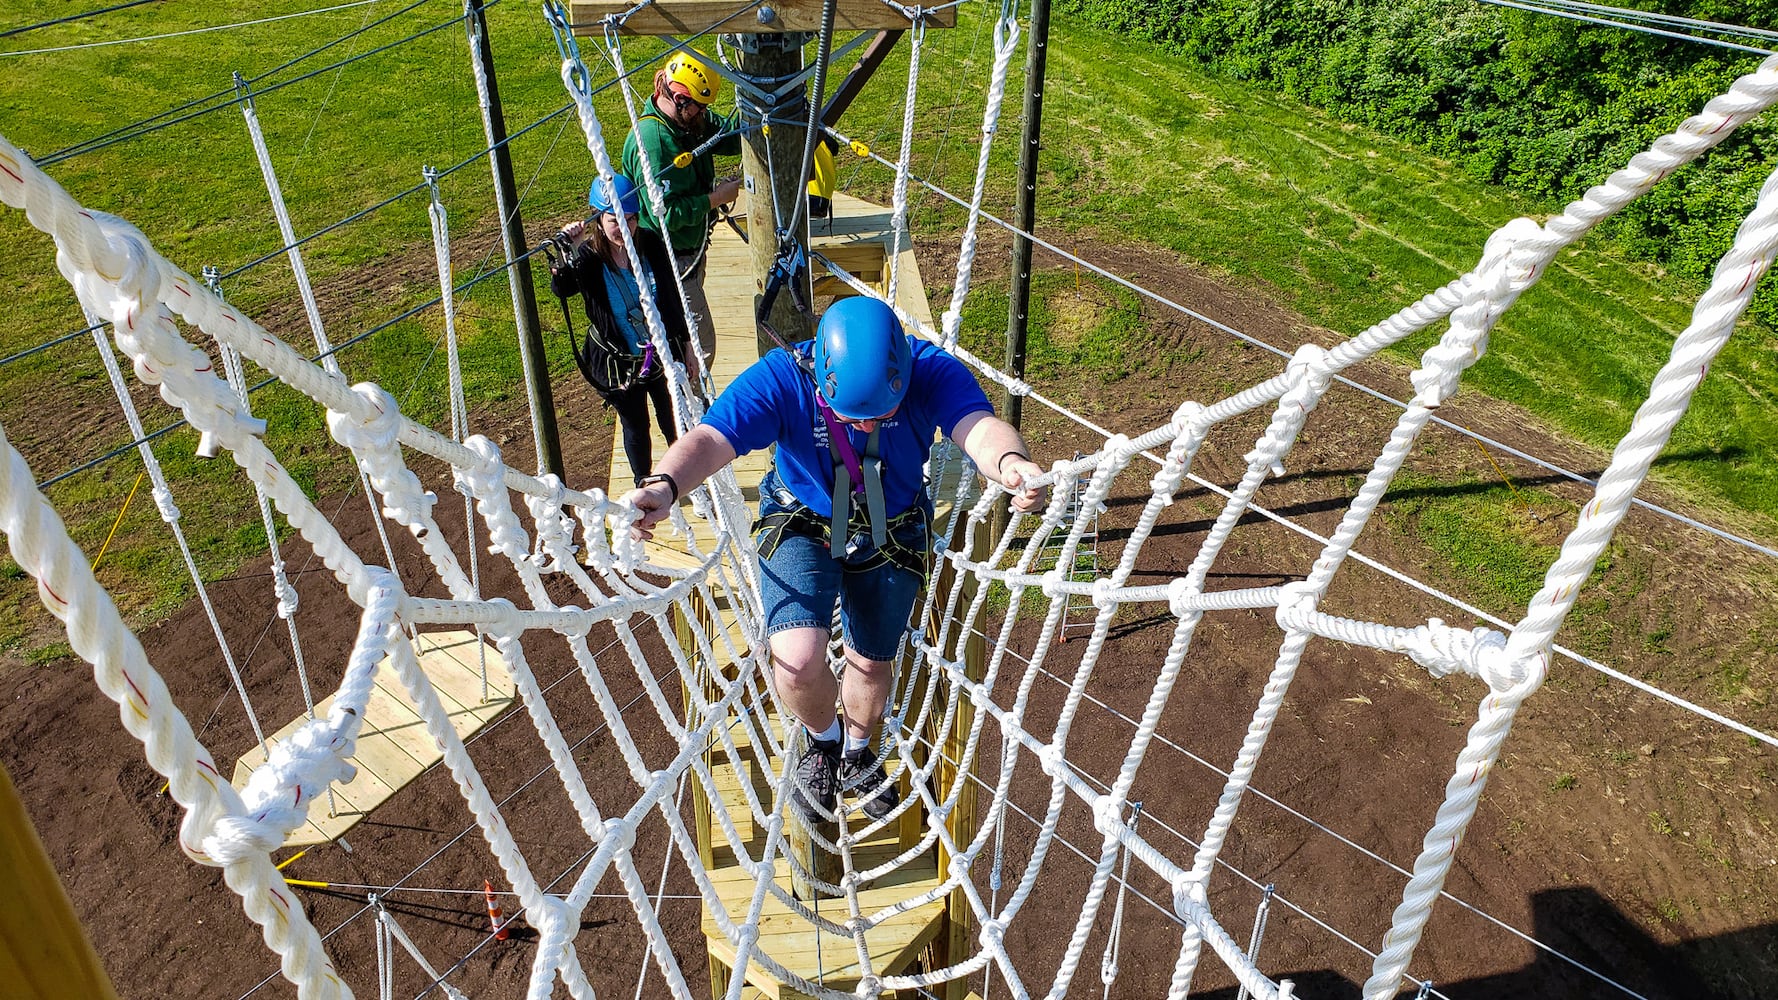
821, 29, 902, 127
0, 761, 120, 1000
568, 0, 954, 35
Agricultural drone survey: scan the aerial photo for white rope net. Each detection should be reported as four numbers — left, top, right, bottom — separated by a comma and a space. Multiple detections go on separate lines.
2, 30, 1777, 1000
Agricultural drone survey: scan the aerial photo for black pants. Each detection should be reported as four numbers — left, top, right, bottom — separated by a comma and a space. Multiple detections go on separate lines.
607, 375, 677, 484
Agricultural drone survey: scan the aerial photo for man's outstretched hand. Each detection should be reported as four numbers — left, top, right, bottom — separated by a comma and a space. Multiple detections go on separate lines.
619, 481, 676, 541
1001, 457, 1047, 514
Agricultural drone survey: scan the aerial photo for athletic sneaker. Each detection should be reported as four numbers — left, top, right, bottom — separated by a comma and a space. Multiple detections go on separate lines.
790, 738, 841, 824
841, 748, 898, 822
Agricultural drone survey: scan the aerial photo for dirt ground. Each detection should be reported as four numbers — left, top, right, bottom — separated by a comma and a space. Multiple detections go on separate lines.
3, 233, 1777, 999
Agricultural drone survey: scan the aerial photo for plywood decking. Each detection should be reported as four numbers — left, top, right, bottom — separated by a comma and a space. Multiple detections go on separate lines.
702, 711, 946, 1000
230, 629, 515, 848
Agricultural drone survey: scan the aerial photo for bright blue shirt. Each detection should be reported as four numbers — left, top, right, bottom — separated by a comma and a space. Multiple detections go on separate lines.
601, 260, 657, 354
702, 337, 992, 518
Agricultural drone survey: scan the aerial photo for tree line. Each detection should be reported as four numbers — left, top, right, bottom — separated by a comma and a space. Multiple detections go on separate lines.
1060, 0, 1778, 323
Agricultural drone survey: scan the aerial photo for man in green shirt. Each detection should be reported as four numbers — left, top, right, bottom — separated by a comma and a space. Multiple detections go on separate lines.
622, 50, 743, 388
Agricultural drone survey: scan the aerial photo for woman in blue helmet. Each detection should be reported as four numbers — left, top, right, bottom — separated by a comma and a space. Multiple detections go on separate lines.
622, 296, 1046, 824
549, 174, 694, 486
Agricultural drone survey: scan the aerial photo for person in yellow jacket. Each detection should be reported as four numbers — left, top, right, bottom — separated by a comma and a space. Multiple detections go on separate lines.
622, 50, 741, 385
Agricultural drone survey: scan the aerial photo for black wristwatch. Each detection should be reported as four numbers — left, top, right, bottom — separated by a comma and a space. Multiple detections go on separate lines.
637, 473, 679, 502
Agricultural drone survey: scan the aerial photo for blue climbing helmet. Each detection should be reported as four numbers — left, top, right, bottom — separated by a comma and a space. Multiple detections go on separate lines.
813, 296, 913, 419
587, 174, 641, 216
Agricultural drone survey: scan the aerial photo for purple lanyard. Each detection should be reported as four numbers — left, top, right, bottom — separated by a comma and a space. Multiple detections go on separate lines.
816, 398, 867, 495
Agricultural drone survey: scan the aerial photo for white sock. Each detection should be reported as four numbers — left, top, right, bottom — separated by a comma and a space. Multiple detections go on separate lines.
807, 718, 843, 746
844, 732, 870, 757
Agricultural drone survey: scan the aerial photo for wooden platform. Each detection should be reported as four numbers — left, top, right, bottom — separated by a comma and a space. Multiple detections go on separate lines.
613, 193, 971, 997
230, 629, 515, 848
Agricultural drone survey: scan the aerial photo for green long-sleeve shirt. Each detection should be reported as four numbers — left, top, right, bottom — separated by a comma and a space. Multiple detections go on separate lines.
621, 106, 742, 256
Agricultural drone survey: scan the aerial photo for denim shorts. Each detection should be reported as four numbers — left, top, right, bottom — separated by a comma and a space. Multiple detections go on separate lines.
754, 472, 927, 662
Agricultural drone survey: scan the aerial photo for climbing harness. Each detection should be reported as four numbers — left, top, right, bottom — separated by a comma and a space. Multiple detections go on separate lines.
752, 494, 930, 579
818, 399, 888, 550
539, 235, 661, 396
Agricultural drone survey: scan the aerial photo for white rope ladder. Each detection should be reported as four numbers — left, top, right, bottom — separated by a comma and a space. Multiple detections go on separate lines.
0, 24, 1775, 1000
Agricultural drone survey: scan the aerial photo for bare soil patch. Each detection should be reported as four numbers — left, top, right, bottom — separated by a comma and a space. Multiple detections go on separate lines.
3, 233, 1776, 999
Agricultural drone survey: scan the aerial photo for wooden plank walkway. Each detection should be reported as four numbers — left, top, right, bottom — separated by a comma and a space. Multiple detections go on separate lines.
230, 629, 515, 848
703, 710, 947, 1000
614, 193, 966, 998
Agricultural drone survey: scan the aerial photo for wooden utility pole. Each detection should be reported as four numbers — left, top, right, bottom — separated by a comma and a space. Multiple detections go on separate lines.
468, 0, 563, 479
739, 29, 817, 358
994, 0, 1051, 543
1002, 0, 1051, 433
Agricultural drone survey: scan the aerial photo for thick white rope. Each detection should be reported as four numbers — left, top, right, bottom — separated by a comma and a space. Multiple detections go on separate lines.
884, 18, 926, 305
595, 20, 715, 407
421, 167, 491, 698
936, 4, 1020, 349
462, 0, 551, 474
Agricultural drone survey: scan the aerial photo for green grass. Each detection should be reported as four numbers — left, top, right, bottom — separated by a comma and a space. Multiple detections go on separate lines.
1384, 471, 1575, 612
3, 2, 1777, 653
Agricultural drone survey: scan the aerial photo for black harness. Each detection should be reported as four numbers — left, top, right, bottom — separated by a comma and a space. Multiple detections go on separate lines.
752, 499, 931, 578
749, 389, 930, 578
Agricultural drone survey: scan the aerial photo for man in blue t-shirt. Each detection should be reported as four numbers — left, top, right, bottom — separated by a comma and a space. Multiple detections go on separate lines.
623, 296, 1045, 825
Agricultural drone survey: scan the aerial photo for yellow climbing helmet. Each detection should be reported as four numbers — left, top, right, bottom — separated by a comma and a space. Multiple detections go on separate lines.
664, 50, 719, 105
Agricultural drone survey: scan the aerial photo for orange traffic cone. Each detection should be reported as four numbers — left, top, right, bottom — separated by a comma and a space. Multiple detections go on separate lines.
484, 879, 509, 940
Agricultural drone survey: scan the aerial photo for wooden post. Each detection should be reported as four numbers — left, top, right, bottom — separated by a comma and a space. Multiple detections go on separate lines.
926, 496, 989, 1000
0, 761, 121, 1000
994, 0, 1051, 545
467, 0, 563, 479
1002, 0, 1051, 430
740, 32, 817, 358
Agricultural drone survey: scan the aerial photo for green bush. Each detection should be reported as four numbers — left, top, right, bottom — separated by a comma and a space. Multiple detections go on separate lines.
1056, 0, 1778, 322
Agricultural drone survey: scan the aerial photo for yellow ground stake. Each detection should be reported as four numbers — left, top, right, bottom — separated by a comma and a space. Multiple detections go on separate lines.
89, 469, 146, 573
277, 848, 309, 871
1474, 438, 1525, 505
283, 879, 330, 888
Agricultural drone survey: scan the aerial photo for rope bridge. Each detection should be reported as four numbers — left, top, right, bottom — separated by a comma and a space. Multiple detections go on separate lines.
2, 21, 1777, 1000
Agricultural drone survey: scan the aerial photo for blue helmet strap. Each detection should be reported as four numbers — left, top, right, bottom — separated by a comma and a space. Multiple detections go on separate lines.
817, 399, 887, 554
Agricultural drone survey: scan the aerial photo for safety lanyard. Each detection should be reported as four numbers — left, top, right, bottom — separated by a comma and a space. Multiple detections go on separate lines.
816, 400, 887, 551
604, 261, 658, 378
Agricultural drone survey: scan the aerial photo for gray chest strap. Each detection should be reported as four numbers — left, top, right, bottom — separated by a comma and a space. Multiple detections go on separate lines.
829, 426, 887, 550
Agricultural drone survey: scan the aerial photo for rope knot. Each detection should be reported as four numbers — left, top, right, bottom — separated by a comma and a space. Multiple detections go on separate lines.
150, 483, 181, 522
978, 917, 1006, 949
272, 571, 301, 619
1166, 578, 1199, 618
601, 816, 636, 852
1171, 872, 1207, 917
1036, 742, 1065, 778
947, 852, 974, 881
326, 382, 404, 454
530, 895, 575, 949
574, 494, 617, 572
1040, 568, 1066, 600
526, 475, 576, 572
1092, 796, 1127, 838
1273, 581, 1318, 627
1393, 619, 1525, 690
200, 713, 360, 866
1090, 577, 1116, 610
